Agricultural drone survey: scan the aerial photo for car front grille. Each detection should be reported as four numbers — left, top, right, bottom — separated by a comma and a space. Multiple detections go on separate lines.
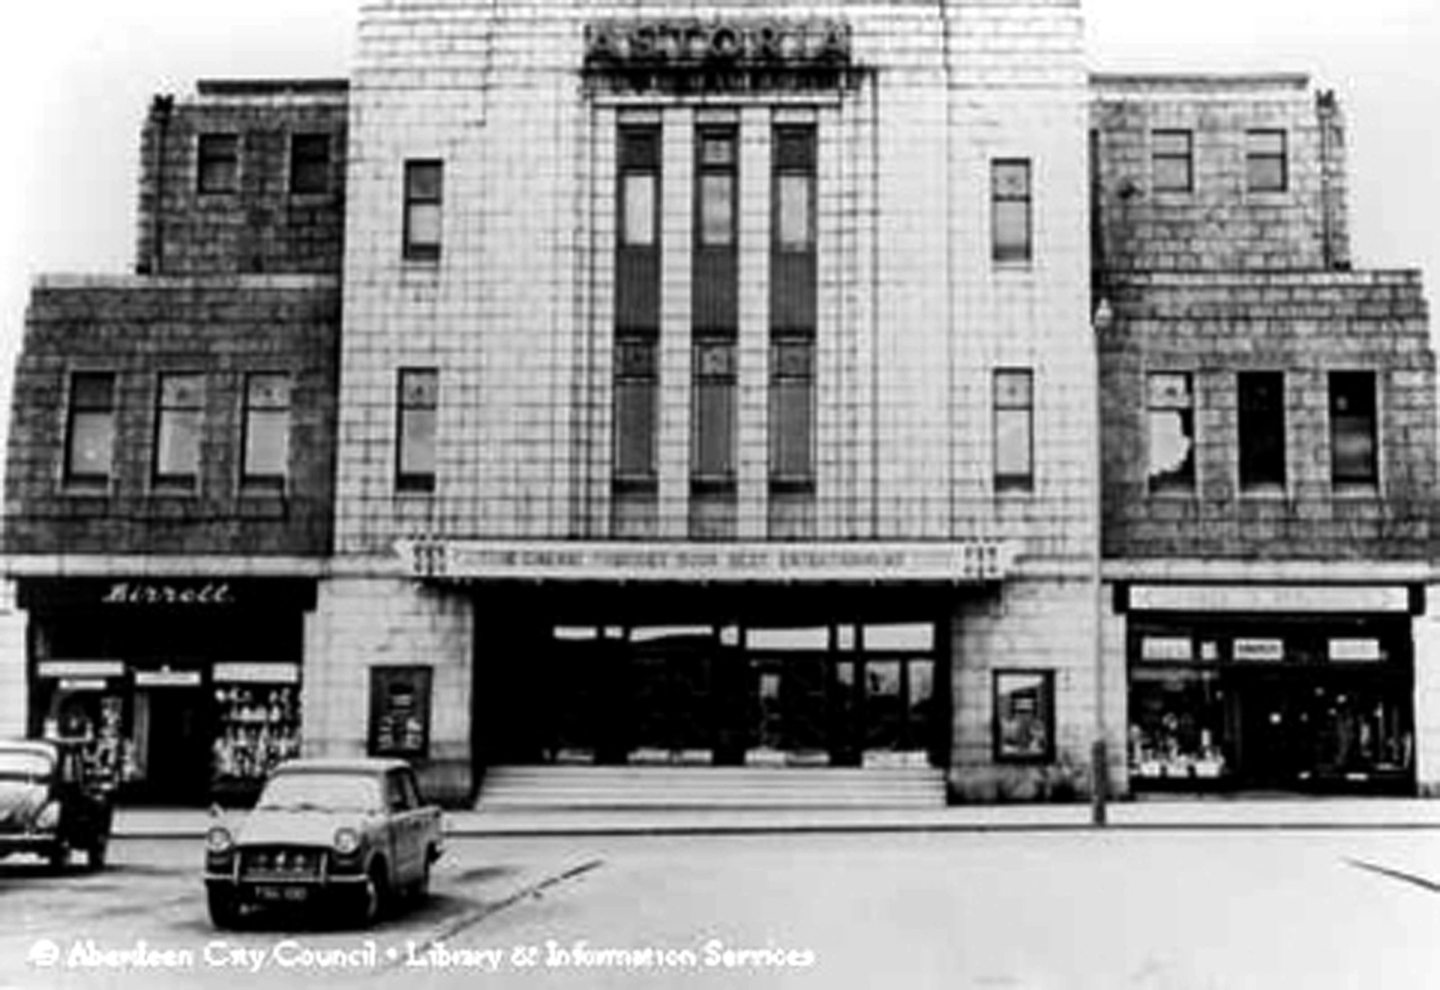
239, 846, 326, 880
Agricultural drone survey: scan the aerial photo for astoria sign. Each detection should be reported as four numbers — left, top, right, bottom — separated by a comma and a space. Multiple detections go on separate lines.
583, 18, 858, 94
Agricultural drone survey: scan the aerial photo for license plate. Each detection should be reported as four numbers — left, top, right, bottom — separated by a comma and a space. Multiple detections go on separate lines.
254, 885, 309, 903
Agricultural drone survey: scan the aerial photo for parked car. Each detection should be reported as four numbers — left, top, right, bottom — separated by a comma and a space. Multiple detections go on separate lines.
0, 739, 113, 871
203, 757, 443, 928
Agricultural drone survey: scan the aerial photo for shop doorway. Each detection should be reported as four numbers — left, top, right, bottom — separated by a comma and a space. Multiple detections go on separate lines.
131, 686, 208, 803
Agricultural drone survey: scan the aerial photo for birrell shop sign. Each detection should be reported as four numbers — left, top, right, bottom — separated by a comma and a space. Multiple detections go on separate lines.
582, 18, 859, 95
399, 539, 1016, 584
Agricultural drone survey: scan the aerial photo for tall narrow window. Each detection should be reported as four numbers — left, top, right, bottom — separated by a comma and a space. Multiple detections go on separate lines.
1152, 130, 1193, 193
1330, 371, 1377, 488
770, 338, 814, 490
619, 128, 660, 249
242, 373, 291, 491
64, 372, 116, 487
1238, 372, 1285, 492
403, 160, 443, 261
289, 133, 330, 195
154, 374, 205, 489
197, 134, 239, 194
992, 159, 1032, 263
613, 338, 658, 487
774, 126, 816, 253
696, 129, 737, 248
1246, 130, 1287, 192
396, 368, 438, 493
1147, 372, 1195, 492
994, 368, 1034, 491
692, 339, 736, 488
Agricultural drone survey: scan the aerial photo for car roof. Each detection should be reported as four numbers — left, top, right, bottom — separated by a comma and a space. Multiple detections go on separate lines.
269, 757, 412, 776
0, 739, 60, 758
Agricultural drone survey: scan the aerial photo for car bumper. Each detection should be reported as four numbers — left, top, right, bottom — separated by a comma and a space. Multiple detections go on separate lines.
0, 833, 62, 857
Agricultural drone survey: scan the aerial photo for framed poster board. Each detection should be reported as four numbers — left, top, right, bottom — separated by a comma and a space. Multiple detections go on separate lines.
993, 669, 1055, 763
368, 666, 433, 759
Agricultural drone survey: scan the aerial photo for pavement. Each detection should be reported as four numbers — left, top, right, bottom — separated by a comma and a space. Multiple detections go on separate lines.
114, 797, 1440, 838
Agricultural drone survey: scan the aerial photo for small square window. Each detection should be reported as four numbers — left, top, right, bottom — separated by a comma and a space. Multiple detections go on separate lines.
1152, 130, 1193, 193
197, 134, 239, 194
1246, 130, 1287, 192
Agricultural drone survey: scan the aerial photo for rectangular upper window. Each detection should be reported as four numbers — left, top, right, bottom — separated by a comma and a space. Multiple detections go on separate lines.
1152, 130, 1193, 193
396, 368, 438, 492
1329, 371, 1377, 488
613, 337, 658, 486
993, 368, 1034, 492
696, 129, 737, 249
619, 127, 661, 249
993, 670, 1055, 764
153, 373, 205, 489
774, 126, 816, 253
1237, 372, 1285, 492
403, 160, 443, 262
289, 133, 330, 195
242, 373, 291, 491
1246, 130, 1287, 192
692, 338, 736, 486
991, 159, 1032, 264
1147, 372, 1195, 493
64, 372, 116, 487
197, 134, 239, 194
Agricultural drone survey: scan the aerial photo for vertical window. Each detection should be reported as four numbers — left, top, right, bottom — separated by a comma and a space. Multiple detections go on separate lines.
692, 340, 736, 485
774, 126, 816, 252
403, 160, 443, 261
769, 338, 814, 489
1147, 373, 1195, 492
197, 134, 239, 194
614, 338, 658, 484
696, 129, 737, 248
1152, 130, 1193, 193
289, 133, 330, 195
242, 373, 291, 490
1330, 371, 1377, 488
1238, 372, 1286, 492
619, 128, 660, 248
993, 670, 1055, 763
64, 372, 116, 486
1246, 130, 1287, 192
993, 368, 1034, 491
396, 368, 438, 492
154, 374, 204, 488
991, 159, 1032, 263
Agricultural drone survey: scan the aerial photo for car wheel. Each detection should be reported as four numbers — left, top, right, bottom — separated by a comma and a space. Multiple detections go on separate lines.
355, 863, 388, 927
86, 839, 107, 871
207, 887, 240, 930
47, 842, 69, 874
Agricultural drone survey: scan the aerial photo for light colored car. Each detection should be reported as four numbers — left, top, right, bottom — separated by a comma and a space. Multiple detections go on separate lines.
202, 757, 443, 928
0, 739, 112, 872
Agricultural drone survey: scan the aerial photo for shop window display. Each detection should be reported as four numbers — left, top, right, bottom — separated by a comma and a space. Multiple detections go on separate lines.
1129, 668, 1227, 782
211, 685, 301, 789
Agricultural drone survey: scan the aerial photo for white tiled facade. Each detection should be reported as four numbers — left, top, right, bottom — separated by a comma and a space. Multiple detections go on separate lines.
318, 0, 1106, 802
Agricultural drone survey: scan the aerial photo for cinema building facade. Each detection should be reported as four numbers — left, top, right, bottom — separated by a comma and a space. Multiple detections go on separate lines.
2, 0, 1436, 806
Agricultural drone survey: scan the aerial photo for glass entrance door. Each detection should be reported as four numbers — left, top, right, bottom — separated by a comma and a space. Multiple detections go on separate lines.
747, 655, 829, 761
628, 641, 714, 759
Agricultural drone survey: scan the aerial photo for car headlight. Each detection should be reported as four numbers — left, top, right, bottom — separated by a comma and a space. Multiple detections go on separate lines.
205, 826, 234, 854
35, 801, 60, 830
333, 828, 361, 855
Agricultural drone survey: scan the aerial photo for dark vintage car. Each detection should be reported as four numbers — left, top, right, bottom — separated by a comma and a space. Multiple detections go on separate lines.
0, 739, 113, 871
203, 757, 443, 928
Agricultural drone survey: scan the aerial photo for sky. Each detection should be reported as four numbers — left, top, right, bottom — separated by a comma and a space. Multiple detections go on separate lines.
0, 0, 1436, 389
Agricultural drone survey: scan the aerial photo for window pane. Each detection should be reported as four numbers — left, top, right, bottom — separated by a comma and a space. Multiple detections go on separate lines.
995, 671, 1052, 761
1238, 372, 1285, 490
994, 369, 1032, 408
68, 412, 114, 479
1148, 410, 1195, 489
247, 374, 290, 410
700, 174, 734, 247
198, 134, 238, 194
995, 408, 1032, 480
777, 174, 812, 251
992, 161, 1030, 198
290, 134, 330, 194
622, 173, 656, 247
694, 381, 735, 477
993, 201, 1030, 261
399, 369, 438, 407
1247, 158, 1285, 192
1247, 130, 1285, 156
1153, 130, 1190, 157
1330, 373, 1377, 485
407, 204, 441, 251
1147, 373, 1192, 409
157, 411, 201, 479
399, 408, 436, 477
245, 411, 289, 480
700, 134, 735, 167
1153, 157, 1191, 192
406, 161, 442, 201
770, 379, 813, 479
615, 381, 657, 478
72, 373, 114, 410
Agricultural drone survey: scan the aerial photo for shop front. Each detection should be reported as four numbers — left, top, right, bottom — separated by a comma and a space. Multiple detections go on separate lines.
1121, 584, 1418, 795
19, 578, 315, 806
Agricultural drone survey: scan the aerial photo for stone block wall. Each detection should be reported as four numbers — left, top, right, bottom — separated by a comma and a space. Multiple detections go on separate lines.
2, 275, 339, 557
1099, 270, 1435, 561
0, 581, 26, 738
1091, 74, 1348, 275
1415, 591, 1440, 796
135, 80, 348, 277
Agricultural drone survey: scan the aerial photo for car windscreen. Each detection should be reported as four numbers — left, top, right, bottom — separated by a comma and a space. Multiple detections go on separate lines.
0, 751, 53, 781
256, 772, 383, 813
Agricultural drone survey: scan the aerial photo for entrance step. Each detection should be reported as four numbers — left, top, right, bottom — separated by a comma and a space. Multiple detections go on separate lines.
476, 765, 948, 810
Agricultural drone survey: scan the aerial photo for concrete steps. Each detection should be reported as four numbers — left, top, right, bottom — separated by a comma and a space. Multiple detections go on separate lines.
477, 764, 948, 809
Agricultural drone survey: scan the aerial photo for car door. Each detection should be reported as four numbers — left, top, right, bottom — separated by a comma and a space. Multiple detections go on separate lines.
384, 770, 419, 884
